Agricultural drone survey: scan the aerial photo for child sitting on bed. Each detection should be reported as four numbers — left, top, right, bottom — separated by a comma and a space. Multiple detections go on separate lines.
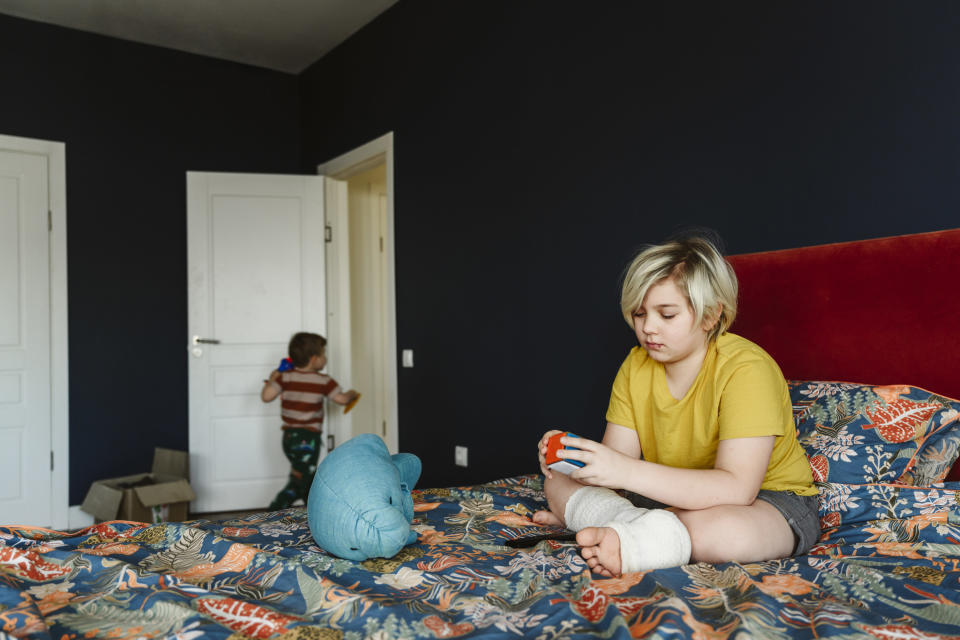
533, 234, 818, 576
261, 332, 359, 509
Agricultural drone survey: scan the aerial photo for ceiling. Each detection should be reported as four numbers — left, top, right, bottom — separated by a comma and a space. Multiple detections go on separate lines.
0, 0, 398, 73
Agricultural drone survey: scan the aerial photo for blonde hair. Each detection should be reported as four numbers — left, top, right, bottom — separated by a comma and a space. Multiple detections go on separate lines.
620, 235, 738, 341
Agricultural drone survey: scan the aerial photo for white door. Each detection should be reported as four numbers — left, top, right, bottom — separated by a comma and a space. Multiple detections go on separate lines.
0, 149, 52, 526
187, 172, 338, 513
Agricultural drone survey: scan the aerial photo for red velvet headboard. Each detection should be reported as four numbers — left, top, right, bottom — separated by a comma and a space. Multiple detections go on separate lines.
727, 228, 960, 478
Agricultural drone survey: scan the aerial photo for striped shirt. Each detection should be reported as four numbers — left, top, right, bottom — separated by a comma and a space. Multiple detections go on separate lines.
272, 370, 341, 432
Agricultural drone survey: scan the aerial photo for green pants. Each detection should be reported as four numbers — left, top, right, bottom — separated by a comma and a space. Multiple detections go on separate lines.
269, 428, 321, 510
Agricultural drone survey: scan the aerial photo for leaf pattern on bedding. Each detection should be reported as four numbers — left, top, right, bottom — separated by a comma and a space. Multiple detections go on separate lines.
864, 398, 942, 443
141, 526, 215, 573
790, 381, 960, 485
6, 475, 960, 638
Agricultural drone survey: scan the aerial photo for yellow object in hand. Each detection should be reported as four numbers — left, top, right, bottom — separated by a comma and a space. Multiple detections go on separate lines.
344, 393, 361, 414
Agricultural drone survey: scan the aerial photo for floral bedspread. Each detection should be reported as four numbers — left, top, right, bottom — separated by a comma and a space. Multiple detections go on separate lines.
4, 475, 960, 639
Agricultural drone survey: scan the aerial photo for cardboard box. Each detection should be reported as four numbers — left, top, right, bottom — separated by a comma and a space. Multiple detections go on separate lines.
81, 448, 196, 523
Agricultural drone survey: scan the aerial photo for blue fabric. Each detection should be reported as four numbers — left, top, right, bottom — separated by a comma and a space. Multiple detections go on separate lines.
8, 475, 960, 638
306, 433, 421, 561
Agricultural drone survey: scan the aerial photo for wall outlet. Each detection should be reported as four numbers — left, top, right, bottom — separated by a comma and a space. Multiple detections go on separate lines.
402, 349, 414, 367
455, 445, 468, 467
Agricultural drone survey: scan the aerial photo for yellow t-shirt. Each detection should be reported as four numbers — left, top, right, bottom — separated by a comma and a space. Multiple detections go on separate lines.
605, 332, 817, 496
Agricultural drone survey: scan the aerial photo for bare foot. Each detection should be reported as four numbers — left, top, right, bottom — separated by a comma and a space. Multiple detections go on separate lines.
532, 510, 563, 526
577, 526, 622, 577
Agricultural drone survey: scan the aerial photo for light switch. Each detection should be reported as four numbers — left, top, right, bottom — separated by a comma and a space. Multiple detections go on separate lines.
402, 349, 414, 367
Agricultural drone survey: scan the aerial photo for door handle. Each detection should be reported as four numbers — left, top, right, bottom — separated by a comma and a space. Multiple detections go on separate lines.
192, 335, 220, 345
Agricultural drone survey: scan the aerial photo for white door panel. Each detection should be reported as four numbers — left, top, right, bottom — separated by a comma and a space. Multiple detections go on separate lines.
187, 172, 330, 513
211, 195, 304, 341
0, 149, 51, 526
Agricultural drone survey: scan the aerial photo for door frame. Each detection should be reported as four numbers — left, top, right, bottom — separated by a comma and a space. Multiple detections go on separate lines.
0, 133, 69, 528
317, 132, 399, 453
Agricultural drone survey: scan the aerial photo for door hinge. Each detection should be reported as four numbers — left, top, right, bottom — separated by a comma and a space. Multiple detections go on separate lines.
382, 420, 387, 436
48, 210, 52, 231
50, 450, 54, 471
327, 434, 335, 452
379, 236, 384, 252
325, 224, 332, 243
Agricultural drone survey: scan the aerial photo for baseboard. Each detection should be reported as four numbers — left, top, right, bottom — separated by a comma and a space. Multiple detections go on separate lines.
68, 505, 94, 530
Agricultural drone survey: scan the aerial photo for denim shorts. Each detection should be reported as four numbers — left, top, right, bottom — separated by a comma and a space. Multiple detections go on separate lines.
755, 489, 820, 555
624, 489, 821, 556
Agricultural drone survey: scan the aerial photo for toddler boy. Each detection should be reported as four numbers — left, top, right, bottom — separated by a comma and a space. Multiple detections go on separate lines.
261, 332, 359, 509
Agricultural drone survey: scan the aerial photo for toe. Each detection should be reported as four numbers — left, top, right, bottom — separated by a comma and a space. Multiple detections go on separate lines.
532, 510, 562, 526
576, 527, 602, 547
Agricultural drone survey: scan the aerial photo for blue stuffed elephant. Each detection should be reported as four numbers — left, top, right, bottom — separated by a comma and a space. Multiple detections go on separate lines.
306, 433, 421, 561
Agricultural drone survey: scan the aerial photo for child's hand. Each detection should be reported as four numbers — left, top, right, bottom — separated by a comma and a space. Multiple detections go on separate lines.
332, 389, 360, 406
538, 429, 565, 478
559, 437, 633, 489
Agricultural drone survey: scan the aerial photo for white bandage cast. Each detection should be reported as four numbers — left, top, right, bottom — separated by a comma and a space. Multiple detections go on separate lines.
563, 486, 635, 532
607, 508, 691, 572
564, 486, 692, 573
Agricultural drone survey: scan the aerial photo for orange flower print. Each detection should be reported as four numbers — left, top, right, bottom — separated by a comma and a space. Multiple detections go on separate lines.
756, 573, 814, 597
872, 385, 911, 404
26, 580, 77, 616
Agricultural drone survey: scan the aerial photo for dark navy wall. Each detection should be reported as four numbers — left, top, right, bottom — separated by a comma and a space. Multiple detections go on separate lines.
0, 14, 301, 504
3, 2, 959, 506
298, 2, 960, 489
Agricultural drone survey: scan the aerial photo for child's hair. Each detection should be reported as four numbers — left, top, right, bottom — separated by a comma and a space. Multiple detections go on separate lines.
620, 234, 738, 341
288, 332, 328, 367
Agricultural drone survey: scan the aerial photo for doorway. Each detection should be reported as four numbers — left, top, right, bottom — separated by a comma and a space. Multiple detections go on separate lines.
319, 133, 399, 454
186, 172, 332, 513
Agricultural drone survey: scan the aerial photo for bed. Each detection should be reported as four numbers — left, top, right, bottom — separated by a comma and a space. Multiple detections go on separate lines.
3, 228, 960, 639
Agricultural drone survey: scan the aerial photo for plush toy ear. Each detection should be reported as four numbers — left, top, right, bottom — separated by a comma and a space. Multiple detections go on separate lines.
391, 453, 421, 522
391, 453, 421, 490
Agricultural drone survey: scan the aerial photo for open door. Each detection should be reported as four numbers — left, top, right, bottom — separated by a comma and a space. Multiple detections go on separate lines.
187, 172, 343, 513
320, 170, 395, 455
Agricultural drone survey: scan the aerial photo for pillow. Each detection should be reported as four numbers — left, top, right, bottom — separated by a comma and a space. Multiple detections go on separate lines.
815, 480, 960, 544
788, 381, 960, 486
